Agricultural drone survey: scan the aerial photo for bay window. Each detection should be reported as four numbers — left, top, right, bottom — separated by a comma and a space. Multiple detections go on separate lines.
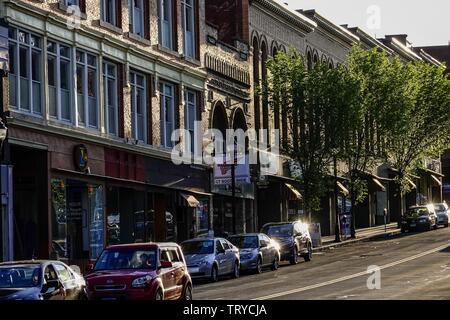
160, 82, 175, 148
158, 0, 173, 49
76, 50, 98, 128
184, 89, 196, 153
182, 0, 196, 58
8, 28, 42, 115
130, 71, 147, 143
103, 61, 118, 136
129, 0, 144, 37
48, 41, 72, 122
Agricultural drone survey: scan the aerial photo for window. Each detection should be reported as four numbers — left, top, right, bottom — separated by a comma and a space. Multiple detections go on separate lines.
182, 0, 196, 58
103, 61, 118, 136
65, 0, 79, 6
215, 240, 224, 253
48, 41, 72, 122
101, 0, 118, 26
129, 0, 144, 36
158, 0, 173, 49
159, 81, 175, 148
184, 89, 196, 153
76, 50, 99, 128
221, 240, 230, 250
8, 28, 42, 115
54, 263, 73, 282
130, 71, 147, 143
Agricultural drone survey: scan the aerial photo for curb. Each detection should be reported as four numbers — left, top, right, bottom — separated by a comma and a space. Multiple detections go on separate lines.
312, 229, 401, 252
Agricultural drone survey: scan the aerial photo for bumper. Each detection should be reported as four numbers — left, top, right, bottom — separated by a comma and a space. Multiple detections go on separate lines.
401, 221, 430, 230
188, 265, 212, 279
240, 257, 258, 271
87, 286, 158, 301
437, 217, 449, 225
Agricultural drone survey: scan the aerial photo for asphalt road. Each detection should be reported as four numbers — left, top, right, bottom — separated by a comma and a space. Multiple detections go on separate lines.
193, 226, 450, 300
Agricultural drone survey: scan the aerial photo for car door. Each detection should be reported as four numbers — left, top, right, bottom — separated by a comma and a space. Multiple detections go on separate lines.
168, 248, 185, 300
215, 240, 227, 275
258, 235, 269, 265
294, 223, 307, 254
221, 240, 235, 274
53, 263, 77, 300
159, 248, 177, 300
262, 235, 274, 266
42, 264, 64, 300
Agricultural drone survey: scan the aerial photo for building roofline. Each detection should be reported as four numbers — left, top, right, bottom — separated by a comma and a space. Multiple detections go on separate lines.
343, 25, 394, 55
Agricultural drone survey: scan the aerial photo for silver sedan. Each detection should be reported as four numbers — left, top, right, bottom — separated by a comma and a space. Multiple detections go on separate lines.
434, 203, 449, 227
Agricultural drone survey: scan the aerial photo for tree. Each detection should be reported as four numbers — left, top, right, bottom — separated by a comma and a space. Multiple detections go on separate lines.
266, 49, 349, 219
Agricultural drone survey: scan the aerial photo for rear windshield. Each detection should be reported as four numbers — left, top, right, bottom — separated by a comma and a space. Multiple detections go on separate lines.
0, 265, 41, 288
262, 225, 293, 237
94, 249, 157, 271
181, 240, 214, 255
229, 236, 258, 249
406, 208, 429, 217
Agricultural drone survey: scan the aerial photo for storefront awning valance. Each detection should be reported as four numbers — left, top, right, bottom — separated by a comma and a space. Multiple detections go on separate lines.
285, 183, 302, 200
431, 174, 443, 186
337, 181, 349, 196
181, 194, 200, 208
371, 178, 386, 192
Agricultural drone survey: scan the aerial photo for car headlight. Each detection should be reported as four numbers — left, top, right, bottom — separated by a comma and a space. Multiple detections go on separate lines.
418, 218, 428, 223
198, 259, 209, 265
131, 275, 154, 288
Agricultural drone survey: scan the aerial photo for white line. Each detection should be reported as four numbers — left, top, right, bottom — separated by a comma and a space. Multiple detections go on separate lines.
253, 242, 450, 300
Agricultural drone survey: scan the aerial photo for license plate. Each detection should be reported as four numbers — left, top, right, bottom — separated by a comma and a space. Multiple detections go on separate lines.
188, 267, 200, 273
101, 297, 117, 301
410, 223, 416, 227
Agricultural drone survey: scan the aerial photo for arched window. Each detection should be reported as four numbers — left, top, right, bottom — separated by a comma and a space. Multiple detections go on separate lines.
211, 100, 228, 156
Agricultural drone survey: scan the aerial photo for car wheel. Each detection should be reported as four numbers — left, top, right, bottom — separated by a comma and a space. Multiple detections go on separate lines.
304, 243, 313, 262
181, 284, 193, 300
210, 265, 219, 283
290, 247, 298, 265
271, 256, 279, 271
155, 289, 163, 301
255, 257, 263, 274
445, 223, 449, 228
232, 261, 240, 278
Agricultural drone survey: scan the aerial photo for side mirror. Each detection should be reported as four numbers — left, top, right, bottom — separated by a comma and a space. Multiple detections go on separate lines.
85, 264, 94, 274
42, 280, 61, 294
159, 261, 173, 269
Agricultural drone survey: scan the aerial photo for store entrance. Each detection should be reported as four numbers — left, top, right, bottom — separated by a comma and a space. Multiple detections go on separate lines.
11, 145, 48, 261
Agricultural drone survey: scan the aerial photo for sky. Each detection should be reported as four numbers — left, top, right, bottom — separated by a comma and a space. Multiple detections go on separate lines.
284, 0, 450, 47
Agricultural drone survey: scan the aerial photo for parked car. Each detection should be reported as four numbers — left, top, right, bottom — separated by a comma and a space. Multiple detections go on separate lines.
0, 260, 86, 300
85, 243, 192, 300
401, 205, 438, 232
228, 233, 281, 274
433, 203, 449, 227
181, 238, 240, 282
261, 221, 313, 265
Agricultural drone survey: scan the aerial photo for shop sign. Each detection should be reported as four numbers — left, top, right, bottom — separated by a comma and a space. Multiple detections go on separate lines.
213, 154, 250, 186
73, 144, 88, 172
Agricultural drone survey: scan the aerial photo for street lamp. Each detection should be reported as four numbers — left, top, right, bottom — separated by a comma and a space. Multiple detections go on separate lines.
331, 148, 341, 243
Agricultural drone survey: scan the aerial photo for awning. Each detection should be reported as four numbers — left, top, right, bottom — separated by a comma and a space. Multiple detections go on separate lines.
181, 193, 200, 208
431, 174, 443, 186
405, 177, 417, 189
285, 183, 302, 200
336, 181, 349, 196
371, 178, 386, 192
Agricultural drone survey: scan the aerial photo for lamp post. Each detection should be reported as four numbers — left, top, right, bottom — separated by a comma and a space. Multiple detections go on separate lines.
332, 149, 341, 243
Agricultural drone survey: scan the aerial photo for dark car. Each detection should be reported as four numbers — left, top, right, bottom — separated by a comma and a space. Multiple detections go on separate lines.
228, 233, 281, 274
181, 238, 240, 282
261, 221, 313, 265
401, 205, 438, 232
0, 260, 86, 300
85, 243, 192, 300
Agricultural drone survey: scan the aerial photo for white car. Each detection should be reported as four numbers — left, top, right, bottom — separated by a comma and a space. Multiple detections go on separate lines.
434, 203, 449, 227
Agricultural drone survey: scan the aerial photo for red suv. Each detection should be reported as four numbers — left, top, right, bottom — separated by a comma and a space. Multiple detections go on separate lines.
85, 243, 192, 300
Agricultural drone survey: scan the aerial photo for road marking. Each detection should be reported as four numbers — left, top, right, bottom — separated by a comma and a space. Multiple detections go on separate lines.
253, 242, 450, 300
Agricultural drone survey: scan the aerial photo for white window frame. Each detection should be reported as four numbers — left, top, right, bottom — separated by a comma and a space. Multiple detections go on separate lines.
47, 41, 73, 123
159, 81, 175, 148
103, 61, 118, 136
101, 0, 117, 26
76, 50, 99, 129
130, 71, 147, 143
184, 89, 196, 153
182, 0, 196, 58
8, 27, 43, 116
158, 0, 173, 49
129, 0, 144, 37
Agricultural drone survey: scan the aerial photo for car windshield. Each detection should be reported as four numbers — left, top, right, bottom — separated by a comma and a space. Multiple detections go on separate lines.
94, 249, 157, 271
434, 204, 447, 212
262, 225, 293, 237
406, 208, 429, 217
181, 240, 214, 255
229, 236, 258, 249
0, 265, 41, 288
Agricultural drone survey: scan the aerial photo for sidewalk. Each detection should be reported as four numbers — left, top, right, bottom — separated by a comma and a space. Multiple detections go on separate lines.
313, 223, 400, 252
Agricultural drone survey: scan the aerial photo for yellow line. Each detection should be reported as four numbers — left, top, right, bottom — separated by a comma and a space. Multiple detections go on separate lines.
253, 242, 450, 300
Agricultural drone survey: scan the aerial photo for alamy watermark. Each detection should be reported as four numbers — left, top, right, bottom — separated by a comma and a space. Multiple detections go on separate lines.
367, 265, 381, 290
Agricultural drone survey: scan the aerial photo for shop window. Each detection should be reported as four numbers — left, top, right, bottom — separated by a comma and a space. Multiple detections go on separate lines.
130, 71, 147, 143
88, 185, 104, 259
193, 200, 209, 237
51, 179, 68, 261
8, 28, 42, 115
